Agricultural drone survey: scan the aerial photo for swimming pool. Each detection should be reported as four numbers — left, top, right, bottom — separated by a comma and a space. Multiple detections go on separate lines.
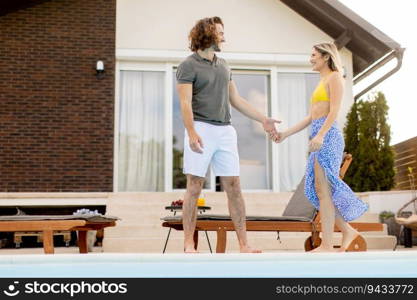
1, 251, 416, 278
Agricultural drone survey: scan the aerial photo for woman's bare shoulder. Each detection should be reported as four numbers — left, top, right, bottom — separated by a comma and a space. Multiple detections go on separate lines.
327, 71, 344, 87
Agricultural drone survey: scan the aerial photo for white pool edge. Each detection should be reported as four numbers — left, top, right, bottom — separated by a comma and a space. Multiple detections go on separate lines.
0, 251, 416, 265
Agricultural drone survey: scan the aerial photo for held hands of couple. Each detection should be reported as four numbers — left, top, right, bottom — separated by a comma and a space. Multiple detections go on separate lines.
262, 118, 281, 143
274, 131, 287, 143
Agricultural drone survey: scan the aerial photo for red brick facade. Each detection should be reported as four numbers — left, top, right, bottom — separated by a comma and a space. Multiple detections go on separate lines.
0, 0, 116, 192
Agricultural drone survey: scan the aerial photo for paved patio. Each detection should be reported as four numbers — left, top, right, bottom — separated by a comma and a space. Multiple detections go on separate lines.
0, 245, 415, 255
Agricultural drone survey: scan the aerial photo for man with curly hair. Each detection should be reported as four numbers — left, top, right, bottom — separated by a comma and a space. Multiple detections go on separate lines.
176, 16, 280, 253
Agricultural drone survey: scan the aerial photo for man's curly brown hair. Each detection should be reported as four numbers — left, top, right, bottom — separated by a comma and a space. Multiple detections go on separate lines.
189, 16, 224, 52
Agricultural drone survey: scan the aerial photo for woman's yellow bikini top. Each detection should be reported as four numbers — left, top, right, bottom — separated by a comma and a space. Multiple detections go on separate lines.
310, 73, 332, 104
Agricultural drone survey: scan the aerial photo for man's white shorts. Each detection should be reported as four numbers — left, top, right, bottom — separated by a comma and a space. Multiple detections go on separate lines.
183, 121, 240, 178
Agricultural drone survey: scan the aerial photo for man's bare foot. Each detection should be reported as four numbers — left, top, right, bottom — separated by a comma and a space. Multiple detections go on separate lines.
309, 246, 336, 253
240, 246, 262, 253
184, 244, 199, 253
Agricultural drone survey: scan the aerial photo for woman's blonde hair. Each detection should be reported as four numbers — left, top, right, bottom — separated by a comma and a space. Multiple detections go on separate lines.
313, 42, 343, 73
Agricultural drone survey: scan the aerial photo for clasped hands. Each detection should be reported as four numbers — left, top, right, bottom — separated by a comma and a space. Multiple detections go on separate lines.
262, 118, 281, 143
263, 118, 323, 152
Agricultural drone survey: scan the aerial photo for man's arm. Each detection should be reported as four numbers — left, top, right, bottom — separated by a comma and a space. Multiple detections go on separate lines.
229, 80, 280, 137
177, 83, 203, 153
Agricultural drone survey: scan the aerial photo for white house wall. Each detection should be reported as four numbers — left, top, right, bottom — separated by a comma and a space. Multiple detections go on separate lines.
116, 0, 354, 127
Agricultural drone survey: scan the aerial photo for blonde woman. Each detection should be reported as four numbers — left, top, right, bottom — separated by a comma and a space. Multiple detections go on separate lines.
277, 43, 368, 252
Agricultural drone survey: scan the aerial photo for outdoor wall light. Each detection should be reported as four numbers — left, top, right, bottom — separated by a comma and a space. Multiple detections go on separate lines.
96, 60, 105, 79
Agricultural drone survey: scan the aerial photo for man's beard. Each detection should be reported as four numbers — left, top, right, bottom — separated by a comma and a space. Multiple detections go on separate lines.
212, 43, 221, 52
212, 39, 225, 52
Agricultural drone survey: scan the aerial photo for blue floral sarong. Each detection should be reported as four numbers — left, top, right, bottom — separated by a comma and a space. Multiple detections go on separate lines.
304, 116, 368, 222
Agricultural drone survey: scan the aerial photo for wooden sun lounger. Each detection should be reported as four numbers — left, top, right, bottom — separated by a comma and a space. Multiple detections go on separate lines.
0, 215, 118, 254
162, 217, 383, 253
162, 154, 385, 252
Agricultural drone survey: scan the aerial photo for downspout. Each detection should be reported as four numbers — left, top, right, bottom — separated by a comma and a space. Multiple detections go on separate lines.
353, 48, 405, 100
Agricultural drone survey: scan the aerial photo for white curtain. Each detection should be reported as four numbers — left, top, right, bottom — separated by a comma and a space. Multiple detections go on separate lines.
277, 73, 319, 191
118, 71, 165, 191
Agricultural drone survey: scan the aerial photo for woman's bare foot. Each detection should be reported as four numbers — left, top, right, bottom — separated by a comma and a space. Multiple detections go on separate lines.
338, 229, 360, 252
240, 246, 262, 253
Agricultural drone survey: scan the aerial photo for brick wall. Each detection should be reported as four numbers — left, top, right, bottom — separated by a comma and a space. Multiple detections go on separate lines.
0, 0, 116, 191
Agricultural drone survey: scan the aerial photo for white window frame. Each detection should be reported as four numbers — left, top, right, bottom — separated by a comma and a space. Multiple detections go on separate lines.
114, 49, 314, 192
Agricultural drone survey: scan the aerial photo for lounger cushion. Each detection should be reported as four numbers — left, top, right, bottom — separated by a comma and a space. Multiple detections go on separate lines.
282, 176, 316, 221
0, 215, 119, 223
162, 214, 311, 222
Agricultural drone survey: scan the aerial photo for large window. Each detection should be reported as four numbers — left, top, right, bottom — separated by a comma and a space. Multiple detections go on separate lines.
118, 70, 165, 191
116, 64, 320, 192
232, 72, 271, 190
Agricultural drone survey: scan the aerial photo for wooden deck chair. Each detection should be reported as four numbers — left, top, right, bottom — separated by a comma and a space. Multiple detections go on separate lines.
162, 153, 384, 252
0, 214, 118, 254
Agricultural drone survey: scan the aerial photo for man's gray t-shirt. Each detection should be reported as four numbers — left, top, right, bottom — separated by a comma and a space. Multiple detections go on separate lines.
176, 53, 232, 126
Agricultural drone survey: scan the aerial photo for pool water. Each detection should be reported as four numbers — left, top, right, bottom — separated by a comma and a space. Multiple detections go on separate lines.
1, 252, 416, 278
